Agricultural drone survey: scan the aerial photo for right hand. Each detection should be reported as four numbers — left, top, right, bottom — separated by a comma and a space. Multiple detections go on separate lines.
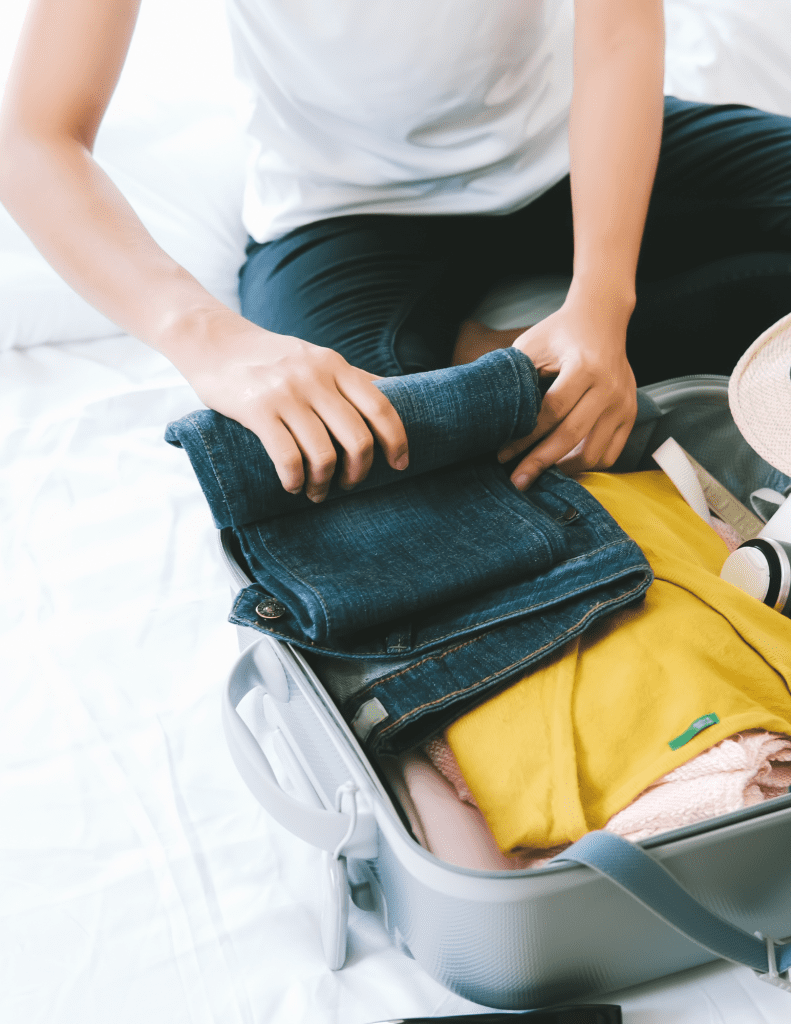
182, 309, 410, 503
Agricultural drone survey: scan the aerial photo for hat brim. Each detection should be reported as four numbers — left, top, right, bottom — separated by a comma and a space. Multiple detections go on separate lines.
729, 310, 791, 478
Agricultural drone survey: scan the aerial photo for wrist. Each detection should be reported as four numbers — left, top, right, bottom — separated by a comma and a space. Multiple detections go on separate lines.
565, 271, 636, 331
153, 300, 256, 373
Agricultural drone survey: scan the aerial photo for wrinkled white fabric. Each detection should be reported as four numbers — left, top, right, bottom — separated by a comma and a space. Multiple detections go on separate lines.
3, 329, 791, 1024
5, 0, 791, 1021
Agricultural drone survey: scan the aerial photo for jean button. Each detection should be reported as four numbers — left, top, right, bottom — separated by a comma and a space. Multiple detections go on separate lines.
255, 597, 287, 619
559, 506, 578, 523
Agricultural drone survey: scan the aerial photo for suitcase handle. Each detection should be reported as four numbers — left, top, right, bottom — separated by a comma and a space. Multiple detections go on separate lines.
552, 831, 791, 990
222, 670, 360, 854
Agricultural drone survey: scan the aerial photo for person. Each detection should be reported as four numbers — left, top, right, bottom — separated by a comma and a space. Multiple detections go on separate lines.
1, 0, 789, 505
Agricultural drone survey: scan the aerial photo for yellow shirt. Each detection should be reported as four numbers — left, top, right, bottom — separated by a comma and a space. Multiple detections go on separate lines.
446, 471, 791, 853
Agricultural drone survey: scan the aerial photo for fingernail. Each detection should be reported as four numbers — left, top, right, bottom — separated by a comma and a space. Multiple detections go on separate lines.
308, 492, 327, 503
512, 475, 529, 491
395, 453, 409, 470
497, 451, 511, 464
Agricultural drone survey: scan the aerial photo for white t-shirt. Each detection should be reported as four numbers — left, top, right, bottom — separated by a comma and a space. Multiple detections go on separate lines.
226, 0, 574, 243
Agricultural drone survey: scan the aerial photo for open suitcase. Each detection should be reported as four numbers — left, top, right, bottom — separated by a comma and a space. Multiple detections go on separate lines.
219, 373, 791, 1011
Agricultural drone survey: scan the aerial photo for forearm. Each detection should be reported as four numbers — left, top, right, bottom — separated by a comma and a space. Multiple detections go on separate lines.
0, 0, 409, 501
0, 131, 232, 368
567, 0, 665, 318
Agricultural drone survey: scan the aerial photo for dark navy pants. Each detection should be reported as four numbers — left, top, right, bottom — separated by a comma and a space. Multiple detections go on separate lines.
239, 96, 791, 386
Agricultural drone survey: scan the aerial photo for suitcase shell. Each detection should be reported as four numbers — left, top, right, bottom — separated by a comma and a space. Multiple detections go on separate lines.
220, 375, 791, 1010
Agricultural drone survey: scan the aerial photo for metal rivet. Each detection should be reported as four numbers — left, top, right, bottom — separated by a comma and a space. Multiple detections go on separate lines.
560, 506, 578, 523
255, 598, 287, 619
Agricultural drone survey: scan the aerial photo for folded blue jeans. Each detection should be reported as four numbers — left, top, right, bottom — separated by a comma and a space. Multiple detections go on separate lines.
165, 349, 652, 753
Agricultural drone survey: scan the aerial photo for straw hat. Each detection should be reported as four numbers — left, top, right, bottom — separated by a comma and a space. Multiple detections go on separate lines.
729, 310, 791, 477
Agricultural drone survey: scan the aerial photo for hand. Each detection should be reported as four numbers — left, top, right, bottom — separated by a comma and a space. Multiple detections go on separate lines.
498, 300, 637, 489
180, 309, 409, 502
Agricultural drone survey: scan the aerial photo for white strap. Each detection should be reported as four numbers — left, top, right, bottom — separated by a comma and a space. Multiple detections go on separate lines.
653, 438, 764, 541
652, 438, 712, 525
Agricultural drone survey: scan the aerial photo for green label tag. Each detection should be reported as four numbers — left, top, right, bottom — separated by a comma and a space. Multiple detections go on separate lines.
668, 713, 720, 751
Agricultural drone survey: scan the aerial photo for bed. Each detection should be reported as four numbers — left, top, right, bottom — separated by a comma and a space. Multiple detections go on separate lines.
3, 2, 791, 1021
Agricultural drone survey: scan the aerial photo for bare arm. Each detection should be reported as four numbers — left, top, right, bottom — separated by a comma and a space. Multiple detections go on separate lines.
502, 0, 665, 487
0, 0, 407, 501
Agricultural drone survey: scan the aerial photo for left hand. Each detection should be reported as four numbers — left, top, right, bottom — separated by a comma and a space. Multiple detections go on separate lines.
499, 300, 638, 489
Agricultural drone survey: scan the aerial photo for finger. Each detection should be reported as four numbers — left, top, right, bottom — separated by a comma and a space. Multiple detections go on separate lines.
279, 409, 339, 502
564, 390, 637, 474
557, 417, 632, 479
559, 407, 624, 475
509, 390, 602, 490
354, 369, 384, 383
310, 395, 376, 489
584, 411, 634, 470
496, 433, 534, 464
256, 418, 307, 495
498, 366, 590, 463
601, 419, 635, 468
338, 375, 410, 473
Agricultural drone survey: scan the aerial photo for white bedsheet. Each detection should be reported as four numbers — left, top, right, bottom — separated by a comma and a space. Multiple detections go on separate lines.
4, 2, 791, 1022
5, 336, 791, 1024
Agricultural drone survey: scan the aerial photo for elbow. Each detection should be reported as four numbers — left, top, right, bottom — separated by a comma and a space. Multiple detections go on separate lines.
0, 119, 72, 220
0, 120, 18, 206
0, 116, 36, 214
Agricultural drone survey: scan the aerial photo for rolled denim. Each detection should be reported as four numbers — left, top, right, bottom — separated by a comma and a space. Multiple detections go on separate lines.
164, 347, 540, 528
166, 349, 652, 753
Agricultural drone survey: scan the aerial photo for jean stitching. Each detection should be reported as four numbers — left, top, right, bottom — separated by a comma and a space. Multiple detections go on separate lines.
252, 523, 334, 638
348, 552, 649, 695
233, 540, 647, 651
191, 415, 235, 527
505, 350, 523, 442
467, 460, 558, 562
233, 539, 648, 654
373, 577, 647, 738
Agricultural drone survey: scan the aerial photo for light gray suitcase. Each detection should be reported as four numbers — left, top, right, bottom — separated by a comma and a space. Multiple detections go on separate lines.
220, 374, 791, 1010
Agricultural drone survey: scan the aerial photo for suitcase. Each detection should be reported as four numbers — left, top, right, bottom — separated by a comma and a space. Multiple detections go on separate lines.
219, 373, 791, 1010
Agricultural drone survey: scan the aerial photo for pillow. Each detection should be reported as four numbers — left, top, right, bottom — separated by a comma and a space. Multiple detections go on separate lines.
0, 0, 251, 351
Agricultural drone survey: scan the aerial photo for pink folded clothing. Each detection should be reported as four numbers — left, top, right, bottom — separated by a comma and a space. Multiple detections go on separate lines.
387, 730, 791, 871
378, 751, 530, 872
606, 729, 791, 841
